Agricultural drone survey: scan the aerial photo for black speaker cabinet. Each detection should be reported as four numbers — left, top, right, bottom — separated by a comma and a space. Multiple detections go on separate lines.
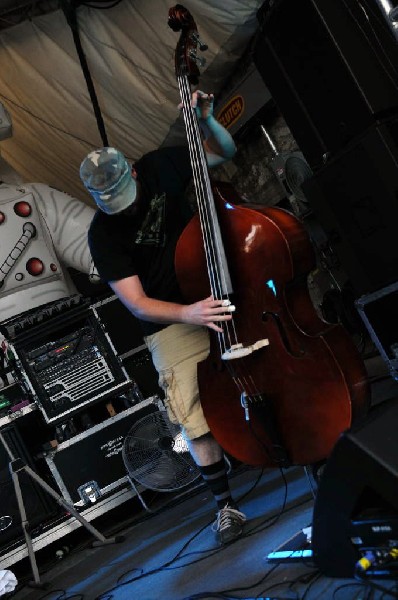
254, 0, 398, 169
122, 349, 163, 400
312, 398, 398, 578
302, 118, 398, 296
0, 424, 56, 550
92, 295, 145, 358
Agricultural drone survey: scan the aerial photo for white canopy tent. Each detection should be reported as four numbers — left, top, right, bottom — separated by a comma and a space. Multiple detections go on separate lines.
0, 0, 264, 205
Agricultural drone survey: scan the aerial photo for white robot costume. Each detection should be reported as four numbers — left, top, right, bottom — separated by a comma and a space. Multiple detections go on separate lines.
0, 102, 98, 388
0, 181, 97, 322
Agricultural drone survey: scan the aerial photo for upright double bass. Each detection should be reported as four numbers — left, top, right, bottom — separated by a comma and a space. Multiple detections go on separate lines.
169, 5, 369, 467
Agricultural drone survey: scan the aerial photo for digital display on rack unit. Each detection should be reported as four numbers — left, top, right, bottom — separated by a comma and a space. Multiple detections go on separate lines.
14, 307, 131, 424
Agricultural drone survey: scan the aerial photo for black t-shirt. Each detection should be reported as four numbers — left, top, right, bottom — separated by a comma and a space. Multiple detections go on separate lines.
88, 146, 194, 336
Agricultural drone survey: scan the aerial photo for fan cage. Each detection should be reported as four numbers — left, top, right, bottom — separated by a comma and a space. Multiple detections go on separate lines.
122, 410, 200, 492
284, 154, 313, 203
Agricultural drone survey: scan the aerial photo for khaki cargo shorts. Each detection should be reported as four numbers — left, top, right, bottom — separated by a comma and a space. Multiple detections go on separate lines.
144, 324, 210, 440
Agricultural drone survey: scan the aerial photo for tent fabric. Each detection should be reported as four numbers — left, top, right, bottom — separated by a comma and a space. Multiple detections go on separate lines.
0, 1, 263, 206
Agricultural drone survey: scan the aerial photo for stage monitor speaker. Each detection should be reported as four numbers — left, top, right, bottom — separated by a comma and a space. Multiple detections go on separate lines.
254, 0, 398, 170
0, 424, 56, 551
312, 398, 398, 578
301, 118, 398, 296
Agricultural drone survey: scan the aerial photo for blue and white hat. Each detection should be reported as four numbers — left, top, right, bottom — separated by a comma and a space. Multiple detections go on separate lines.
79, 147, 136, 215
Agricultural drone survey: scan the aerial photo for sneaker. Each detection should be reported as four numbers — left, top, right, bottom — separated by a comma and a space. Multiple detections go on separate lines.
212, 504, 246, 544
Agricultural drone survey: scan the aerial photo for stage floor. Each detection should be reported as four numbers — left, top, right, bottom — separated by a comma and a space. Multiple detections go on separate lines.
7, 354, 398, 600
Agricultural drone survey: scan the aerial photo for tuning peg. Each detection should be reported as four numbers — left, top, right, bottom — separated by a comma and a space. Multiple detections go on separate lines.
189, 51, 206, 67
191, 32, 208, 51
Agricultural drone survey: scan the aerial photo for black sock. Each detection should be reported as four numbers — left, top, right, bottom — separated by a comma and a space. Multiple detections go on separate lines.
198, 459, 234, 510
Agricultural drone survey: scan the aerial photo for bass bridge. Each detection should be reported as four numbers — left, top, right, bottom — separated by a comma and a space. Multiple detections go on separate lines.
221, 339, 269, 360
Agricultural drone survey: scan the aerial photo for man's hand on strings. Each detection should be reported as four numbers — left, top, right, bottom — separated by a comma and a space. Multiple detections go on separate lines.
178, 90, 214, 121
193, 90, 214, 121
177, 89, 235, 165
183, 295, 235, 333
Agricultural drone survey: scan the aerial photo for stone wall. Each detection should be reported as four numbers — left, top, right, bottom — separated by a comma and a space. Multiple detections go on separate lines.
214, 107, 299, 207
209, 32, 300, 209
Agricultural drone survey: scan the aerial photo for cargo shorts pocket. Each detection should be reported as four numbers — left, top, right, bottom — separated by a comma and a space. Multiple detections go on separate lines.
158, 368, 187, 427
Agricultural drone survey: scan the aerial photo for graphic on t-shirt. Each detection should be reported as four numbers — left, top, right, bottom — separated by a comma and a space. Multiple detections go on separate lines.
135, 193, 166, 246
